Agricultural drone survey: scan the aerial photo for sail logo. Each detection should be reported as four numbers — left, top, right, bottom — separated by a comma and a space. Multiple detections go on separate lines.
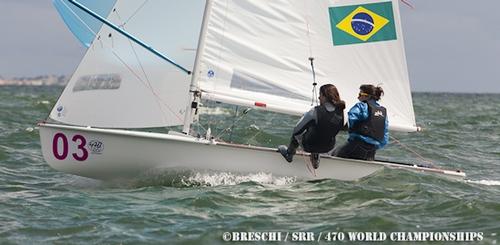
329, 2, 397, 45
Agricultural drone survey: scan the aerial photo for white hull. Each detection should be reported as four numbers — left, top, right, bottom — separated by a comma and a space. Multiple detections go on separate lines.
38, 123, 466, 181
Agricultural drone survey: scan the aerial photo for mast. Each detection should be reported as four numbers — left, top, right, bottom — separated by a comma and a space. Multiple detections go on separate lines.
182, 0, 214, 134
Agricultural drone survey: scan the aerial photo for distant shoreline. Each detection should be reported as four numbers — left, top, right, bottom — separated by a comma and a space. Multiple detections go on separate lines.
1, 76, 498, 94
0, 75, 67, 86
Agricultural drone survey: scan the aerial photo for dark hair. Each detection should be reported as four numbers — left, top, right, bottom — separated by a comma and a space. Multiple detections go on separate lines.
360, 84, 384, 101
320, 84, 345, 110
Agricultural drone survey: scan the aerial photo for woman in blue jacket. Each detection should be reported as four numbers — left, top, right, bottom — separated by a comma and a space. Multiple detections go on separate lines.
334, 84, 388, 161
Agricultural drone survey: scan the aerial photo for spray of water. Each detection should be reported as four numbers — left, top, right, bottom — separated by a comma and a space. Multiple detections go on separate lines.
466, 179, 500, 186
181, 172, 296, 187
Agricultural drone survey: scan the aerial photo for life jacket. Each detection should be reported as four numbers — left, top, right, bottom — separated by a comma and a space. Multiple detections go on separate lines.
350, 100, 386, 142
302, 104, 344, 153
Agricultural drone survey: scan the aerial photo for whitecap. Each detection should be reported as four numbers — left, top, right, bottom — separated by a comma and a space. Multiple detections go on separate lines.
198, 107, 232, 116
466, 180, 500, 186
182, 172, 296, 187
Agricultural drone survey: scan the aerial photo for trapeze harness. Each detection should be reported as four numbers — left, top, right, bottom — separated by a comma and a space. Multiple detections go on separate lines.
302, 104, 344, 153
350, 100, 387, 142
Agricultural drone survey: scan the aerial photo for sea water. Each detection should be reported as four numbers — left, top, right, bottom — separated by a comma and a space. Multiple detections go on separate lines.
1, 86, 499, 244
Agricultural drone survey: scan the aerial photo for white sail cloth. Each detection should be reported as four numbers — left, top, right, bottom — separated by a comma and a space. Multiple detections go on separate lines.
197, 0, 417, 132
52, 0, 417, 132
50, 0, 205, 128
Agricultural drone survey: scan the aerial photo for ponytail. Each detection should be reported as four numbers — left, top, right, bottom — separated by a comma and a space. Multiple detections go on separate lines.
320, 84, 345, 110
373, 86, 384, 101
360, 84, 384, 101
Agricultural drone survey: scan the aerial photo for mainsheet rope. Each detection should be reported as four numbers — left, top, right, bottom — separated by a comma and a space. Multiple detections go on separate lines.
400, 0, 415, 9
390, 135, 436, 167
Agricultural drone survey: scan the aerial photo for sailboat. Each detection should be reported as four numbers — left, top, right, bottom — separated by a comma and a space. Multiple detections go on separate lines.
39, 0, 465, 181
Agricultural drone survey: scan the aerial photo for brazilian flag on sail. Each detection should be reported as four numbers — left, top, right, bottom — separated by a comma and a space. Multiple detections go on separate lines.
329, 1, 397, 46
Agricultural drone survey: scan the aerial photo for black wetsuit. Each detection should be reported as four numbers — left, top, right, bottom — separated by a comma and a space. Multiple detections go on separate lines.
287, 102, 344, 154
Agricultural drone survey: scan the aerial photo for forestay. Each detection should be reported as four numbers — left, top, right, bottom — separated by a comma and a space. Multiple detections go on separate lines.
50, 0, 206, 128
197, 0, 417, 132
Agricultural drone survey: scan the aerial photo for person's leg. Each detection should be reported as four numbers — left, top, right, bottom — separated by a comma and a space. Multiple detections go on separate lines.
335, 139, 369, 160
330, 143, 344, 156
334, 140, 357, 158
365, 145, 376, 161
287, 135, 299, 155
278, 135, 300, 162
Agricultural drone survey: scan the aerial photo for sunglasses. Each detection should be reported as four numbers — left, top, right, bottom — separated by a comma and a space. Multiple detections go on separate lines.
358, 92, 369, 97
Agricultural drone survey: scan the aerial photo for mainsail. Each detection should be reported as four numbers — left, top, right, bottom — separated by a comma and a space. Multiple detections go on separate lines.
197, 0, 417, 132
50, 1, 205, 128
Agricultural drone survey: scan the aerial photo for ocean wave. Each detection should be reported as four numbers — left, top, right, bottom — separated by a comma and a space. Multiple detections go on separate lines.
466, 180, 500, 186
198, 107, 232, 116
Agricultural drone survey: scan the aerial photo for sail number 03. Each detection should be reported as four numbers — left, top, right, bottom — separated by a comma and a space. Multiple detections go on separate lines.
52, 133, 88, 161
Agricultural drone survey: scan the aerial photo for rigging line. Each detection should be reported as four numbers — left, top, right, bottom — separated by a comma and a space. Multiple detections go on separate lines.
193, 101, 213, 137
110, 7, 187, 126
243, 108, 288, 146
123, 29, 168, 124
244, 112, 277, 145
199, 100, 216, 136
208, 100, 216, 133
390, 135, 435, 167
100, 8, 178, 123
300, 153, 316, 177
303, 3, 318, 106
245, 127, 262, 145
400, 0, 415, 9
57, 1, 191, 129
310, 57, 318, 106
60, 0, 98, 37
214, 107, 251, 140
194, 117, 210, 138
123, 0, 149, 25
79, 15, 183, 125
109, 50, 184, 123
67, 0, 191, 75
228, 106, 239, 142
113, 9, 152, 92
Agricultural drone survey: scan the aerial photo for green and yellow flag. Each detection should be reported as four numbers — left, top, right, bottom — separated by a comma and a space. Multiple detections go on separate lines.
329, 2, 397, 46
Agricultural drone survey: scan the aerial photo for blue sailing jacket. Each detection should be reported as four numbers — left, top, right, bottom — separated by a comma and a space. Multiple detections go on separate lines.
347, 100, 389, 149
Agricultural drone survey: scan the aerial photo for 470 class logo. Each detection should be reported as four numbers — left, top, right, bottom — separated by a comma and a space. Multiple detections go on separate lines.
88, 140, 104, 154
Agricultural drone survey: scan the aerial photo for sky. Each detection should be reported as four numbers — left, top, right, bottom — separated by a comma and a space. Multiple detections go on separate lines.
0, 0, 499, 93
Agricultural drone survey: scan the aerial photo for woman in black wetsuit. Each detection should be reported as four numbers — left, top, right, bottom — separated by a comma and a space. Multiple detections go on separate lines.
278, 84, 345, 169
